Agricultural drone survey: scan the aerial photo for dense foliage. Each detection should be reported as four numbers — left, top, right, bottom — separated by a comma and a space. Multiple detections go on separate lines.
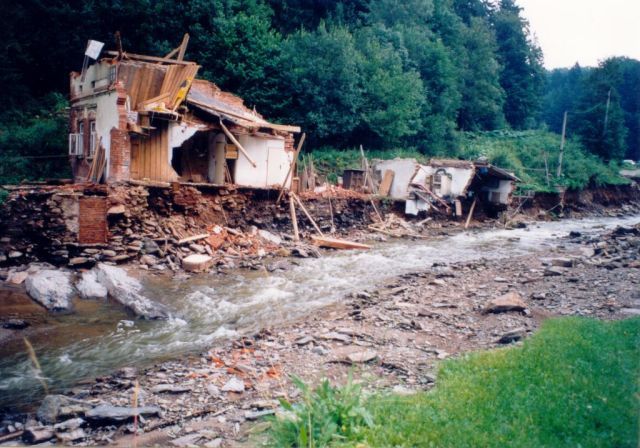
0, 0, 636, 186
265, 317, 640, 447
543, 58, 640, 161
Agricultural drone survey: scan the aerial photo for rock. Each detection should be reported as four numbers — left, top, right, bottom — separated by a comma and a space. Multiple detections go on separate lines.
6, 270, 28, 285
221, 376, 245, 393
429, 278, 446, 286
2, 318, 29, 330
257, 230, 282, 246
84, 404, 161, 424
139, 254, 158, 266
319, 332, 351, 343
37, 395, 93, 424
151, 384, 191, 394
189, 243, 206, 254
22, 427, 55, 444
544, 267, 565, 277
76, 270, 108, 300
141, 238, 160, 255
53, 417, 85, 431
56, 428, 86, 443
94, 263, 170, 319
204, 439, 223, 448
107, 205, 126, 215
68, 256, 91, 266
25, 270, 75, 312
345, 349, 377, 364
206, 384, 220, 396
117, 367, 138, 379
171, 433, 203, 447
483, 292, 527, 314
498, 327, 527, 344
244, 409, 275, 420
551, 258, 574, 268
494, 276, 508, 283
294, 336, 314, 346
530, 292, 547, 300
182, 254, 214, 273
8, 251, 23, 259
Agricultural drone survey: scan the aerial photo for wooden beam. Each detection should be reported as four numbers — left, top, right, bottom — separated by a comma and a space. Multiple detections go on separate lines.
219, 120, 257, 168
177, 233, 210, 245
177, 33, 190, 61
289, 196, 300, 242
106, 51, 195, 66
311, 236, 372, 250
465, 197, 477, 229
292, 193, 324, 236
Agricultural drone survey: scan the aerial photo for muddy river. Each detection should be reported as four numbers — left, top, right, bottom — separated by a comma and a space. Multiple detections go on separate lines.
1, 215, 639, 411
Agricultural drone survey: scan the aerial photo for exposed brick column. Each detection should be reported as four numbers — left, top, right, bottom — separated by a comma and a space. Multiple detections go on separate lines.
108, 82, 131, 182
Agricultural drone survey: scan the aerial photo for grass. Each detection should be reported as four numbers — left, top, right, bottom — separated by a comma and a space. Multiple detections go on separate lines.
266, 317, 640, 447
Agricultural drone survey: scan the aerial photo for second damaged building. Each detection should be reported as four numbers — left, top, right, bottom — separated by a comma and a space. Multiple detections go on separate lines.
68, 36, 300, 187
374, 158, 519, 217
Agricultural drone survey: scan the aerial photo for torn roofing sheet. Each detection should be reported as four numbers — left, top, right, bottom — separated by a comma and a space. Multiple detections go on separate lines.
186, 79, 300, 133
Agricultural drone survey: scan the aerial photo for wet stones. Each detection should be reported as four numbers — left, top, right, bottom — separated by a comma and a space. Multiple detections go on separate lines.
25, 269, 75, 312
36, 395, 93, 425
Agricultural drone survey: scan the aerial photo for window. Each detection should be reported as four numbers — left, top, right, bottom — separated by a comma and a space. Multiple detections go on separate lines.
89, 121, 97, 157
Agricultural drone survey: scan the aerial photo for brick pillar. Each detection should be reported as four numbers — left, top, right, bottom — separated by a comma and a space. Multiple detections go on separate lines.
78, 196, 108, 244
107, 82, 131, 182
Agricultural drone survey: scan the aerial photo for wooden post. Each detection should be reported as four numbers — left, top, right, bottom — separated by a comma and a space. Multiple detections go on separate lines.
603, 88, 611, 137
328, 196, 335, 233
289, 196, 299, 242
177, 33, 190, 61
464, 197, 477, 229
292, 193, 324, 236
277, 133, 306, 204
556, 111, 568, 178
543, 150, 550, 186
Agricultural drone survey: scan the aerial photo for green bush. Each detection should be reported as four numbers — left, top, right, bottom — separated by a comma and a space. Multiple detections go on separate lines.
267, 374, 373, 447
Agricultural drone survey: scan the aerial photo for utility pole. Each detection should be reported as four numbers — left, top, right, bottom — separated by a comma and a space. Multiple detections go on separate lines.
556, 110, 568, 178
603, 88, 612, 137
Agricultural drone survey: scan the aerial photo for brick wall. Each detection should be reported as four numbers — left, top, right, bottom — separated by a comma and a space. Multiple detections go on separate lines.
78, 196, 108, 244
109, 128, 131, 182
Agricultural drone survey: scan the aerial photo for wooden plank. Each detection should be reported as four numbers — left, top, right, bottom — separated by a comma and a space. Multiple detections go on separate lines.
465, 197, 477, 229
378, 170, 394, 196
289, 196, 299, 242
311, 236, 372, 250
292, 193, 323, 236
178, 233, 210, 245
107, 51, 196, 65
219, 120, 257, 167
277, 133, 306, 203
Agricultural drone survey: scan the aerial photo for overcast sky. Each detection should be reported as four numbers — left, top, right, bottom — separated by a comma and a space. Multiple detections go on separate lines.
516, 0, 640, 69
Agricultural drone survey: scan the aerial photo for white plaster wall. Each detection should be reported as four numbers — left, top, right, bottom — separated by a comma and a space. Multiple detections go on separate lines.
374, 159, 418, 199
482, 179, 514, 204
73, 92, 119, 178
234, 135, 292, 188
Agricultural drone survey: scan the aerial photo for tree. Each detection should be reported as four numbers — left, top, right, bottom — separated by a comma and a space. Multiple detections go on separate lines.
493, 0, 544, 129
574, 61, 628, 161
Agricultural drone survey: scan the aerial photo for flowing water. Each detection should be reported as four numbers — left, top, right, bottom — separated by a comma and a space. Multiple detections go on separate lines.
1, 214, 639, 411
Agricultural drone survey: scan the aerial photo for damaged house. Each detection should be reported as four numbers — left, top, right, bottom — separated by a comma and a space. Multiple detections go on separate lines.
374, 158, 519, 217
68, 37, 300, 188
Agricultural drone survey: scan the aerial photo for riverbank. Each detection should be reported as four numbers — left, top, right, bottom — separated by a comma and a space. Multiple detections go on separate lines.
1, 214, 638, 446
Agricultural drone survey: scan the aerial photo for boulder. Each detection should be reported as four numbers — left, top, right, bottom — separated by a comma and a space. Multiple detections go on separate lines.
498, 327, 527, 344
76, 270, 108, 300
25, 270, 75, 312
84, 404, 161, 424
94, 264, 169, 319
182, 254, 214, 273
6, 270, 28, 285
141, 238, 160, 255
483, 292, 527, 314
257, 229, 282, 246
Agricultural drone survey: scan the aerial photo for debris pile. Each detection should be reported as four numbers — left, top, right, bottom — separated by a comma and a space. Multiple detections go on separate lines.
368, 213, 430, 239
572, 224, 640, 269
